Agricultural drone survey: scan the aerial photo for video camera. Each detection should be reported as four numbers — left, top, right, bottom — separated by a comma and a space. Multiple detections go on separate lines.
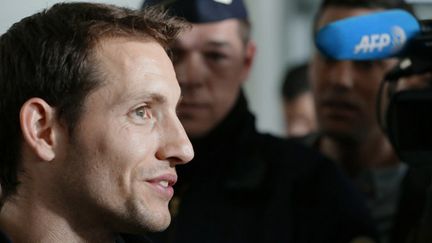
315, 9, 432, 164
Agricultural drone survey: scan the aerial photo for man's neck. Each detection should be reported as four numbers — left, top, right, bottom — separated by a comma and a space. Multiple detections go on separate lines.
0, 193, 116, 243
319, 130, 400, 177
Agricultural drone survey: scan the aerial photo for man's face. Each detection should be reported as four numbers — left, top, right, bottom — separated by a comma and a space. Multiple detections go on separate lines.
283, 92, 317, 137
58, 38, 194, 233
172, 19, 254, 138
310, 7, 398, 142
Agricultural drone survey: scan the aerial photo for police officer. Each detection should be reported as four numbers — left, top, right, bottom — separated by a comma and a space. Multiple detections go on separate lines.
144, 0, 378, 242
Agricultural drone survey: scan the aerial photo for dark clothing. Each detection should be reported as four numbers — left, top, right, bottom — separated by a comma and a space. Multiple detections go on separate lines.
149, 93, 377, 243
390, 165, 432, 243
296, 133, 408, 243
0, 230, 11, 243
119, 234, 153, 243
297, 133, 432, 243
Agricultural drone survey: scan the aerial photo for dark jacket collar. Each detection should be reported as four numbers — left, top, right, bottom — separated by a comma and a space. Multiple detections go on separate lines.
177, 91, 266, 191
191, 91, 252, 149
0, 230, 11, 243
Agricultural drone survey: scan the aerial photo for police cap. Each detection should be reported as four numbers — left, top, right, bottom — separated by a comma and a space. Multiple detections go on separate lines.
142, 0, 249, 23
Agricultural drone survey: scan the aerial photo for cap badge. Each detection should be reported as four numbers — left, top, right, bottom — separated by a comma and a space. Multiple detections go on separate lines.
214, 0, 233, 5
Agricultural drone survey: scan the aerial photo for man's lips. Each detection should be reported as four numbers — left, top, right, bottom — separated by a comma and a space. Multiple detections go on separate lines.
319, 99, 363, 119
320, 99, 361, 111
146, 174, 177, 200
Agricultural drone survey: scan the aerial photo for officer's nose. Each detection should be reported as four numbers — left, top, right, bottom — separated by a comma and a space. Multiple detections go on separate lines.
175, 52, 207, 89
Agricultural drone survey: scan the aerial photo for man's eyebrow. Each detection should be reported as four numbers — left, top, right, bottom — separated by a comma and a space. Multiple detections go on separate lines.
204, 40, 233, 49
125, 92, 167, 105
147, 93, 167, 104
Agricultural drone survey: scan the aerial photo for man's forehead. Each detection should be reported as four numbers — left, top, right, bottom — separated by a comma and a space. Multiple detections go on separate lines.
91, 38, 180, 104
318, 7, 382, 28
175, 19, 241, 47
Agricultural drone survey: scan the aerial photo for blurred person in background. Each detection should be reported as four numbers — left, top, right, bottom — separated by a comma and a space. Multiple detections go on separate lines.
143, 0, 379, 242
308, 0, 415, 242
281, 63, 317, 137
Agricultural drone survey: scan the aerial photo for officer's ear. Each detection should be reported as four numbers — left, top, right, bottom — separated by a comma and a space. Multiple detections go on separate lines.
240, 40, 256, 82
20, 98, 59, 162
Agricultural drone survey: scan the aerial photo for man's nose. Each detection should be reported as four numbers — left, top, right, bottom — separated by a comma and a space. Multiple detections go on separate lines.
175, 52, 207, 88
327, 61, 355, 89
156, 114, 194, 165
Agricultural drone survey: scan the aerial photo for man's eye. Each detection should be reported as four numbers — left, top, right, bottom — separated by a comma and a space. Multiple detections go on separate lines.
354, 60, 374, 70
205, 51, 227, 62
134, 106, 152, 120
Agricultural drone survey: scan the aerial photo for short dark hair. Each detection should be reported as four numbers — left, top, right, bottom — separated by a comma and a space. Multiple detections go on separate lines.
313, 0, 415, 32
281, 63, 311, 101
0, 2, 187, 203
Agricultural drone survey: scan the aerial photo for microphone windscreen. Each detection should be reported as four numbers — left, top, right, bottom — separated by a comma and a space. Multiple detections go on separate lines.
315, 9, 420, 60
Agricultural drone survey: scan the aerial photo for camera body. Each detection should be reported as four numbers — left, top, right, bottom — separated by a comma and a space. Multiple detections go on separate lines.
380, 32, 432, 164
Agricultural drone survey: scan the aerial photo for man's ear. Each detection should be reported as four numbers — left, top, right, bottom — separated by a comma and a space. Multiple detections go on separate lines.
240, 40, 257, 83
20, 98, 59, 162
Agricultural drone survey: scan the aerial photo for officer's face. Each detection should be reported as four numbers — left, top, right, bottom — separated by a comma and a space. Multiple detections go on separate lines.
310, 6, 398, 142
172, 19, 255, 138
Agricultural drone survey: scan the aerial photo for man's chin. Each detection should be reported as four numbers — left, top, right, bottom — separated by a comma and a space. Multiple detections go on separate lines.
146, 220, 170, 232
323, 128, 365, 145
134, 214, 171, 233
119, 202, 172, 233
144, 206, 172, 232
